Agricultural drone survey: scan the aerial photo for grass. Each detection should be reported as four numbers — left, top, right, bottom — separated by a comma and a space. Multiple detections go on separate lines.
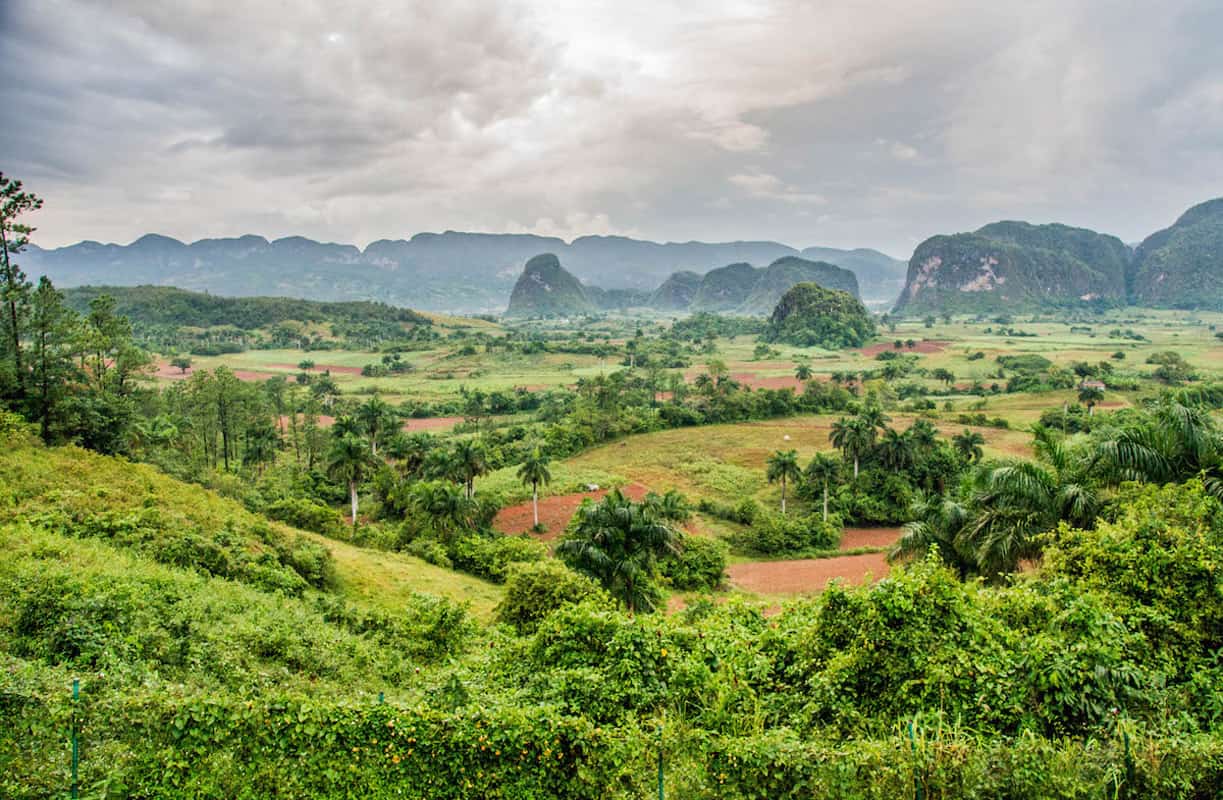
303, 531, 503, 622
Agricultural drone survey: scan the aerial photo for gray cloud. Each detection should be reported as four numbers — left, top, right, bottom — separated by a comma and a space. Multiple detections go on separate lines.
2, 0, 1221, 256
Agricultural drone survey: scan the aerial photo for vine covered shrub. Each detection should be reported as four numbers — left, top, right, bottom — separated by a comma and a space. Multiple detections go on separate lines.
733, 512, 839, 555
495, 560, 609, 632
265, 497, 344, 536
660, 534, 727, 590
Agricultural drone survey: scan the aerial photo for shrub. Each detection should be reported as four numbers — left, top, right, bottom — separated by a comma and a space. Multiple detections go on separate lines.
495, 560, 609, 632
265, 497, 344, 536
660, 534, 728, 590
449, 533, 547, 583
734, 512, 840, 555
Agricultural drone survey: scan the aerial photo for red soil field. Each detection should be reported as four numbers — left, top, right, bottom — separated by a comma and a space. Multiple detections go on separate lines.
403, 416, 463, 432
726, 526, 901, 596
727, 551, 890, 595
494, 482, 651, 540
859, 340, 949, 357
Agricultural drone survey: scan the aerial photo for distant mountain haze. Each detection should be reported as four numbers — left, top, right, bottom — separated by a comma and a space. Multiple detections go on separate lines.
21, 231, 905, 314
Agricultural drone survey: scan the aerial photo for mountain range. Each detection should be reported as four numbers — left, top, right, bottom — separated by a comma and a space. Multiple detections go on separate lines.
22, 232, 905, 314
894, 196, 1223, 314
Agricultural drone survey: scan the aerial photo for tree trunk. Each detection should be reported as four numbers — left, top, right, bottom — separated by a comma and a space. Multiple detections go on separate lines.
822, 482, 829, 522
0, 229, 23, 393
780, 478, 786, 514
349, 479, 358, 527
853, 457, 859, 479
532, 483, 539, 527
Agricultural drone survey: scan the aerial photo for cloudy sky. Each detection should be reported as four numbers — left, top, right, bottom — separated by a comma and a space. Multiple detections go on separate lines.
3, 0, 1222, 257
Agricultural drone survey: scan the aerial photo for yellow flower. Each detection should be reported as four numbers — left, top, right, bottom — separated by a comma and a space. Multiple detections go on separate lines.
660, 648, 668, 658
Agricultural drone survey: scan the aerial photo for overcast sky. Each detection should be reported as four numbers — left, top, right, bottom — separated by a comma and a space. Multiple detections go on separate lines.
3, 0, 1222, 257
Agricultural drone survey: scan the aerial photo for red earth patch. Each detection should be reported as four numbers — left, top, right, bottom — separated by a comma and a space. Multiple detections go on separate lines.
859, 340, 949, 357
727, 552, 890, 595
494, 482, 651, 540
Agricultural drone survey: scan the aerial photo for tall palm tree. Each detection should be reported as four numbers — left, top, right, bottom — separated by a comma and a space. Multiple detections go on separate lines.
804, 452, 839, 521
877, 428, 915, 471
331, 414, 363, 439
830, 416, 874, 478
516, 448, 553, 528
908, 419, 939, 451
766, 449, 801, 514
327, 432, 375, 526
451, 439, 488, 499
356, 395, 398, 454
1090, 400, 1222, 496
891, 491, 974, 579
859, 404, 891, 432
1078, 385, 1105, 416
795, 363, 813, 381
409, 480, 476, 539
953, 429, 986, 462
556, 489, 680, 613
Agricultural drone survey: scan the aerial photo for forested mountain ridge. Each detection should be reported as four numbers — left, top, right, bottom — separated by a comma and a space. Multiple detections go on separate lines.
24, 231, 899, 313
893, 222, 1131, 314
1132, 197, 1223, 309
893, 197, 1223, 315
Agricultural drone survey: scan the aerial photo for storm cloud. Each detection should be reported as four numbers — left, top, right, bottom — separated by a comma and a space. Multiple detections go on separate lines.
3, 0, 1222, 256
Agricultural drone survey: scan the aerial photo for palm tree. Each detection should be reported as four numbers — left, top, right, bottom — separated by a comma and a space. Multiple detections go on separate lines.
356, 395, 398, 454
795, 363, 813, 381
953, 429, 986, 462
451, 439, 488, 499
1090, 400, 1222, 495
804, 452, 839, 521
830, 416, 874, 478
877, 428, 915, 471
516, 448, 553, 528
331, 414, 363, 439
908, 419, 939, 451
556, 489, 680, 613
409, 480, 476, 539
327, 432, 375, 526
766, 449, 801, 513
858, 404, 891, 432
891, 491, 974, 579
1077, 385, 1105, 416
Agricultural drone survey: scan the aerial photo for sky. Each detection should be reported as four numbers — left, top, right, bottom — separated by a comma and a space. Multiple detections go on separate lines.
3, 0, 1222, 257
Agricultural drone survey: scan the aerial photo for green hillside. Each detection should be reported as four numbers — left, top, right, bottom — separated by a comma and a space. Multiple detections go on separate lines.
649, 270, 703, 310
739, 256, 859, 314
1133, 197, 1223, 309
894, 222, 1130, 315
503, 253, 597, 317
764, 282, 875, 348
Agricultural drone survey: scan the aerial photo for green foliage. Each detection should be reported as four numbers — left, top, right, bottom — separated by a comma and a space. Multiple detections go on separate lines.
504, 254, 596, 318
660, 534, 728, 590
734, 511, 840, 555
449, 533, 547, 583
764, 282, 875, 348
495, 560, 610, 633
265, 496, 345, 536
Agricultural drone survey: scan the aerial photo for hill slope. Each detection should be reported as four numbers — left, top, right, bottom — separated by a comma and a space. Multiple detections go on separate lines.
503, 253, 597, 317
893, 221, 1130, 315
62, 284, 431, 329
1132, 197, 1223, 309
800, 246, 906, 303
739, 256, 860, 315
764, 282, 875, 348
649, 270, 703, 310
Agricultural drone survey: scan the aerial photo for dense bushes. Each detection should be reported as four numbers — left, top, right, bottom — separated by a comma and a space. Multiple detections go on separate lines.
265, 496, 345, 536
660, 534, 728, 590
732, 511, 840, 555
495, 561, 609, 632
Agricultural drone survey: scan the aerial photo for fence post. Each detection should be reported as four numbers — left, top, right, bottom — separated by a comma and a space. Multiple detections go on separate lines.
907, 720, 923, 800
71, 678, 79, 800
656, 722, 664, 800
